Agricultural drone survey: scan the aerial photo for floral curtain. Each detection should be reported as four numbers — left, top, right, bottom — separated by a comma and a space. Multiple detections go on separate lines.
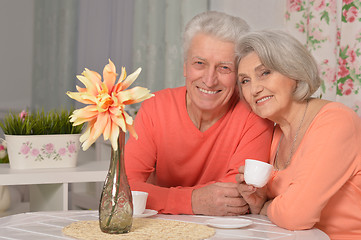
285, 0, 361, 117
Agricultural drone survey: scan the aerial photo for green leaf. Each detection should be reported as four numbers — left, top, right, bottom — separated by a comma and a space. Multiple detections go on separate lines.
337, 76, 350, 85
339, 46, 349, 59
0, 108, 83, 135
320, 80, 326, 93
320, 10, 330, 25
336, 87, 343, 96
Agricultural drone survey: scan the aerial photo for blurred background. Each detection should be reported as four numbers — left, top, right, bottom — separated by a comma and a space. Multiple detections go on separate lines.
0, 0, 285, 122
1, 0, 360, 215
0, 0, 285, 215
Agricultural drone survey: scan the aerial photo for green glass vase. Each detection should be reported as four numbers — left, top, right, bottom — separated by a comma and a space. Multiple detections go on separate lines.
99, 132, 133, 234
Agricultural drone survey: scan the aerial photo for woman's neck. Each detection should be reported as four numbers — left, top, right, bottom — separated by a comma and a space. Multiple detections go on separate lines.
272, 101, 309, 139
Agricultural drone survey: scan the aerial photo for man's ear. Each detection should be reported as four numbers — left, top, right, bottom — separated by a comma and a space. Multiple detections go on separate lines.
183, 62, 187, 78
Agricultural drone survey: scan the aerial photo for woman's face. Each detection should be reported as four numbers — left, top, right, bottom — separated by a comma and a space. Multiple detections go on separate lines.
237, 52, 297, 121
183, 33, 237, 113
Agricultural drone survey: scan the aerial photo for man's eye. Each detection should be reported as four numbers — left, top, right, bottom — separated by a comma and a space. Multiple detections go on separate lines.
217, 65, 232, 74
192, 61, 205, 69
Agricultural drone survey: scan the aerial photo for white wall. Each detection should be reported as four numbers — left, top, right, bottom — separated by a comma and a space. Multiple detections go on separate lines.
0, 0, 286, 118
0, 0, 34, 115
210, 0, 286, 30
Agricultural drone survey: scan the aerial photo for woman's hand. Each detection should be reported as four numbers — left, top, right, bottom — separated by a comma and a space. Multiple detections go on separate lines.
260, 199, 272, 216
236, 165, 268, 214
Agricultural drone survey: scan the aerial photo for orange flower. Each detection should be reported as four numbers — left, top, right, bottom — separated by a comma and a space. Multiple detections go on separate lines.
66, 59, 154, 151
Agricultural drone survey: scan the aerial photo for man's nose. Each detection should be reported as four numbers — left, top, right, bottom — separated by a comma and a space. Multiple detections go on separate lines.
203, 67, 218, 87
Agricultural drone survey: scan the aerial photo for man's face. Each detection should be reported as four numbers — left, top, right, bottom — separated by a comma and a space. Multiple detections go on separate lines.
183, 33, 237, 113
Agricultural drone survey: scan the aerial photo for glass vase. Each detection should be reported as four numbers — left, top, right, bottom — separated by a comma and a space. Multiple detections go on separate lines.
99, 132, 133, 234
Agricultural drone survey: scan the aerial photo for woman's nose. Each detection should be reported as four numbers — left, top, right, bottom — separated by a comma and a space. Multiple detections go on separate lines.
251, 82, 264, 96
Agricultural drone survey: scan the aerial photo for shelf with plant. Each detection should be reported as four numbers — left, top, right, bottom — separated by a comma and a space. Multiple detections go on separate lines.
0, 109, 84, 168
0, 109, 83, 135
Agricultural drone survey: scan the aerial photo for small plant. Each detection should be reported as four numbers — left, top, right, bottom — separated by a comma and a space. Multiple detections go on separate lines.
0, 109, 83, 135
0, 139, 8, 163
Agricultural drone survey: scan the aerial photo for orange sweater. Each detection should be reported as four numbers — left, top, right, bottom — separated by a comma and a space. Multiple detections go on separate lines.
125, 87, 273, 214
267, 102, 361, 239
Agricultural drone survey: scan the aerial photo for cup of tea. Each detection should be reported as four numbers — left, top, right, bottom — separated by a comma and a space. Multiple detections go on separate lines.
244, 159, 273, 188
131, 191, 148, 215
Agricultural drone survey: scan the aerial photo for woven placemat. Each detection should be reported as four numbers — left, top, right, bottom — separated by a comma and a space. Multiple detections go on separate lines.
62, 218, 215, 240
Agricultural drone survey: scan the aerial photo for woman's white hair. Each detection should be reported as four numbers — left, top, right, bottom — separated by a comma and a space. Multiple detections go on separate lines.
183, 11, 250, 61
236, 30, 321, 101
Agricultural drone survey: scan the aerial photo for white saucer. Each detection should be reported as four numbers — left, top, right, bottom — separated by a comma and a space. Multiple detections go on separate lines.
205, 218, 253, 229
133, 209, 158, 218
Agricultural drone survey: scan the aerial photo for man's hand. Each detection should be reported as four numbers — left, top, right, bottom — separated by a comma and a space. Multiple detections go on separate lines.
191, 182, 249, 216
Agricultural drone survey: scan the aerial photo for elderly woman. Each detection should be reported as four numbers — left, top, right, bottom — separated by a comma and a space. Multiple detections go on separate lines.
236, 30, 361, 239
124, 11, 273, 216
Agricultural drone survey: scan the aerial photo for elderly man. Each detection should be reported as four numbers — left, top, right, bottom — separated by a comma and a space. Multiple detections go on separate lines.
125, 11, 273, 216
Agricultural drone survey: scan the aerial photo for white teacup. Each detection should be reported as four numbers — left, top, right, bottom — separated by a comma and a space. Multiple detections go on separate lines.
131, 191, 148, 215
244, 159, 273, 188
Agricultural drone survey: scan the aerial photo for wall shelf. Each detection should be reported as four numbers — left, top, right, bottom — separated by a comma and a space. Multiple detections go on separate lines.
0, 159, 108, 212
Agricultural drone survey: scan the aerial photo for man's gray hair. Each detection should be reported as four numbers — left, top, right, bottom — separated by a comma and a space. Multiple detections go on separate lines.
183, 11, 250, 61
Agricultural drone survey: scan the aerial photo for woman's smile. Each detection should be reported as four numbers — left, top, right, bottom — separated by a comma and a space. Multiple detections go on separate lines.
256, 95, 273, 104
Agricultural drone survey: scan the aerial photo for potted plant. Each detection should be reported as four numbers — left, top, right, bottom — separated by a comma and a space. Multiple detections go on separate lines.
0, 139, 8, 163
0, 109, 83, 169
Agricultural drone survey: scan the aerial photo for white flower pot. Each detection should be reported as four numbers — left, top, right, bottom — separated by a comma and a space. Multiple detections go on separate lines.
5, 134, 81, 170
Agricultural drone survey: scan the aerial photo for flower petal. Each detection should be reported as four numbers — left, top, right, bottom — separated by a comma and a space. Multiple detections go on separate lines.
117, 87, 154, 105
103, 59, 117, 94
110, 113, 126, 133
82, 69, 102, 86
103, 115, 112, 141
70, 106, 99, 125
91, 112, 109, 141
109, 122, 120, 151
126, 123, 138, 140
67, 60, 154, 150
115, 67, 141, 91
123, 111, 133, 125
76, 74, 98, 96
66, 91, 97, 105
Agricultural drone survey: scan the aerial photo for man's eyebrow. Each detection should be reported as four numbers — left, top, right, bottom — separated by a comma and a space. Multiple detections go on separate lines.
192, 56, 206, 61
219, 61, 234, 65
191, 57, 234, 65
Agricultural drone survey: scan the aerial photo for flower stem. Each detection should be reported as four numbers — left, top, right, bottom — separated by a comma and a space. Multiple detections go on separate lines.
106, 145, 121, 227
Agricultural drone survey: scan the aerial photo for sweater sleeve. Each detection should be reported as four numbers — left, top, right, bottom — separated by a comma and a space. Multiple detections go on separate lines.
220, 111, 273, 183
124, 97, 194, 214
267, 106, 360, 230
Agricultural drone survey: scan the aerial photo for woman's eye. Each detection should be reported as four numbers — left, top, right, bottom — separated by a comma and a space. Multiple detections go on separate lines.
239, 78, 250, 85
262, 70, 271, 76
